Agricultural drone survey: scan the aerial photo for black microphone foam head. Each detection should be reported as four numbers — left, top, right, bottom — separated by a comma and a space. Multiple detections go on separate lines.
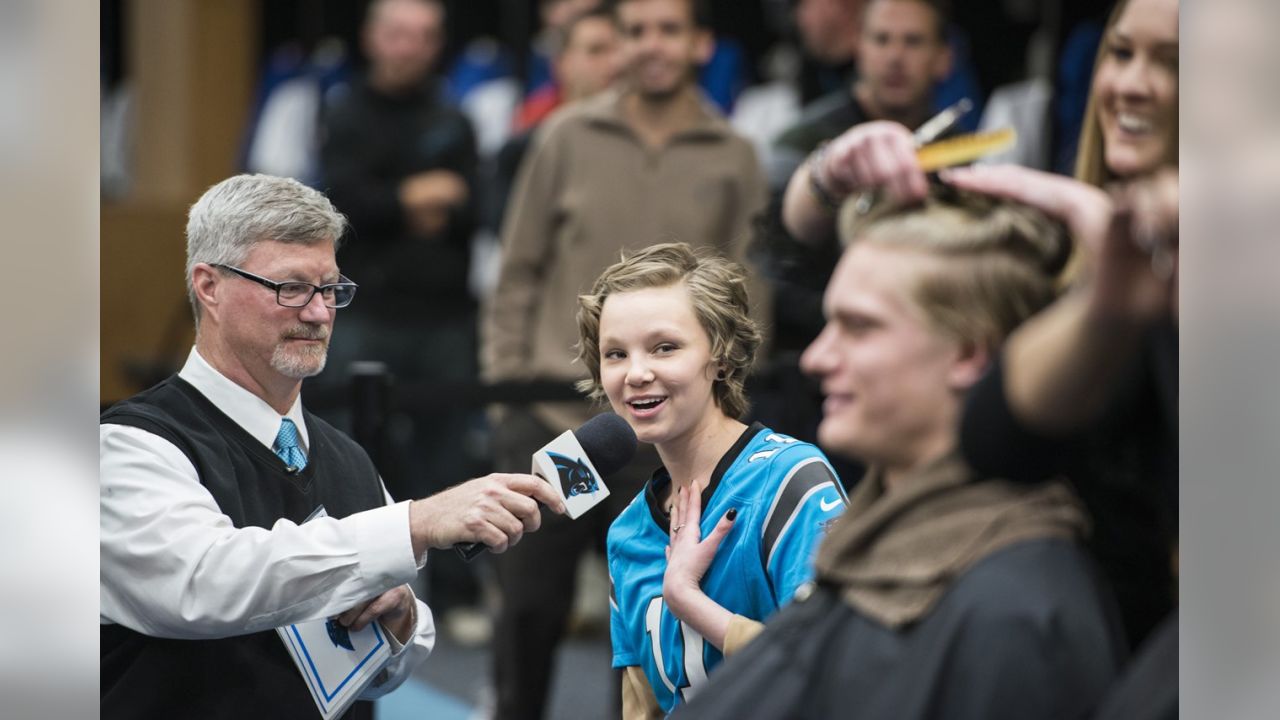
575, 413, 638, 478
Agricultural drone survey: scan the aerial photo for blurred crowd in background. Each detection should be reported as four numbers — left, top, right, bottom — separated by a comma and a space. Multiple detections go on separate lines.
99, 0, 1179, 718
101, 0, 1117, 203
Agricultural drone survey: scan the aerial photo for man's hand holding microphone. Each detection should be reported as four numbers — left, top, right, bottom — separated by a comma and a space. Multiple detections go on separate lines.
336, 413, 636, 640
409, 413, 638, 561
329, 472, 565, 644
327, 472, 564, 645
409, 473, 568, 558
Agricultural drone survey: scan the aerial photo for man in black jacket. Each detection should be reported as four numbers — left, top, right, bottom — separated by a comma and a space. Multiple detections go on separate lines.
318, 0, 482, 615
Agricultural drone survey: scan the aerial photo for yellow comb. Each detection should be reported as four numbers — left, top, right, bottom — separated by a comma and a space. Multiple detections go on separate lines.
916, 128, 1017, 171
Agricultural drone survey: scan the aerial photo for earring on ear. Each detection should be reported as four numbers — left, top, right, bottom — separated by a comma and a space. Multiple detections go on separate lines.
716, 368, 728, 382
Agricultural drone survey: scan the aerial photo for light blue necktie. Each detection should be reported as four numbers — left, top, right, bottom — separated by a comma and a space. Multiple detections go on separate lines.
273, 418, 307, 471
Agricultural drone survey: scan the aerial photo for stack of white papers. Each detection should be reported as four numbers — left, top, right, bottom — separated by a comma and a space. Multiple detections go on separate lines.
277, 505, 393, 718
277, 616, 392, 719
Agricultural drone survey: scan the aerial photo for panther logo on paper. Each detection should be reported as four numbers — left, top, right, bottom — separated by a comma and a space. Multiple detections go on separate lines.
550, 452, 598, 497
325, 617, 355, 651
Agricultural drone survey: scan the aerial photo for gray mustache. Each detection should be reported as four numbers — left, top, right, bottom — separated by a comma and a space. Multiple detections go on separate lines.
284, 325, 329, 341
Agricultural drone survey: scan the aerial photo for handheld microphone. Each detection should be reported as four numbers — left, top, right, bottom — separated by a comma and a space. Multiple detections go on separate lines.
455, 413, 638, 561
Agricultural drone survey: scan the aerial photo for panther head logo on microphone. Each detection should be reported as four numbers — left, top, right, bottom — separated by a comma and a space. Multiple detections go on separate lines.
548, 452, 599, 498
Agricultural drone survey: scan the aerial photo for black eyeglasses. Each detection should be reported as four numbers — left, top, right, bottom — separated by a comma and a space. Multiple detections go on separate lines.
213, 264, 358, 308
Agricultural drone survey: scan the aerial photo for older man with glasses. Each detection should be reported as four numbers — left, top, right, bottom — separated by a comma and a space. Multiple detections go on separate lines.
99, 173, 565, 720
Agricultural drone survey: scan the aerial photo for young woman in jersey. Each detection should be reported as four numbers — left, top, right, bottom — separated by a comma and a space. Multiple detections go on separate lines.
574, 242, 846, 717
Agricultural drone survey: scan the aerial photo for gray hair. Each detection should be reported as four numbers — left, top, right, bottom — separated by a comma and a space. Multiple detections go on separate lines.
185, 174, 347, 325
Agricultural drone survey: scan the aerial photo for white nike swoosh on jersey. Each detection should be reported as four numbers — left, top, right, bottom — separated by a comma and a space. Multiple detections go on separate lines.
819, 497, 842, 512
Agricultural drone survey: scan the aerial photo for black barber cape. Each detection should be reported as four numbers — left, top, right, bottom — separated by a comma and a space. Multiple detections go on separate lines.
671, 538, 1126, 720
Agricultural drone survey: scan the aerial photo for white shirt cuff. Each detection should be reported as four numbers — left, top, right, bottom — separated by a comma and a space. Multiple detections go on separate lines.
355, 501, 420, 589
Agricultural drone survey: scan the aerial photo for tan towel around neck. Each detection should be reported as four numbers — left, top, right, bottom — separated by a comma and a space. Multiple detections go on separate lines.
813, 452, 1089, 629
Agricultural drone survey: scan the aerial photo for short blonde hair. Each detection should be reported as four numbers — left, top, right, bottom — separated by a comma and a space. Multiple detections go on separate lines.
575, 243, 762, 419
839, 186, 1069, 351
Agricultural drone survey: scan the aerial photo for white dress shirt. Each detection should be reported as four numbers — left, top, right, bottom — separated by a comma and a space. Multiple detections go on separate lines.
100, 347, 434, 698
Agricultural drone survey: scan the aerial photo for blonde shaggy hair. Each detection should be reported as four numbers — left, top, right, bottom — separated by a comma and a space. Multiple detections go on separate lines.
575, 243, 762, 419
839, 185, 1071, 351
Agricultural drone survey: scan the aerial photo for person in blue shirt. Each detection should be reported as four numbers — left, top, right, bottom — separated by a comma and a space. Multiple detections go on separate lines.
574, 242, 847, 717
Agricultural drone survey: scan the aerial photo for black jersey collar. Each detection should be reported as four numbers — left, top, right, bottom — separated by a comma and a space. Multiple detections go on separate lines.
644, 422, 765, 532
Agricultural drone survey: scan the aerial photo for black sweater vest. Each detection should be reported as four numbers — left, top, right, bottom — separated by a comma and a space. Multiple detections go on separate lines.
101, 375, 386, 720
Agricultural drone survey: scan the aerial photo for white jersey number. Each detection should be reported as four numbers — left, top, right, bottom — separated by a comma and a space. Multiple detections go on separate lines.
643, 596, 709, 703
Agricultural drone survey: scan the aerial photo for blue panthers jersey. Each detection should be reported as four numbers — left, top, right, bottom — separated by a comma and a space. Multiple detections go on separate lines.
607, 423, 846, 713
